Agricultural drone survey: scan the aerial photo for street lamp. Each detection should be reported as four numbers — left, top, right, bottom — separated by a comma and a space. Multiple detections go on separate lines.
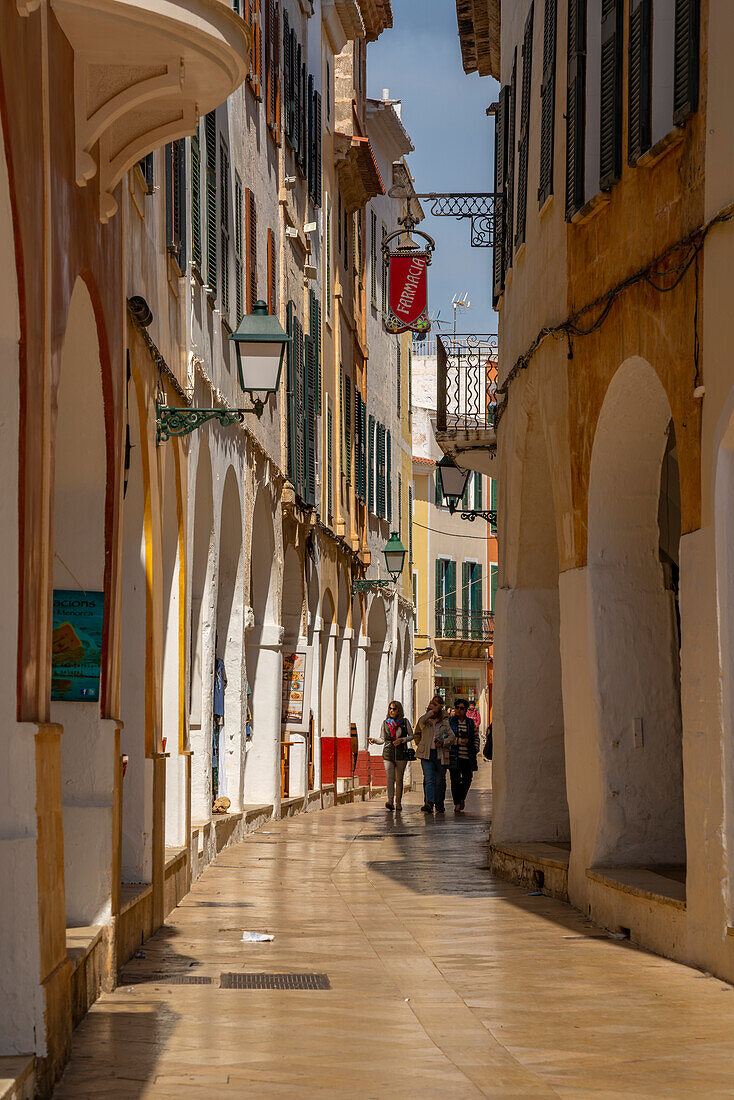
383, 531, 407, 580
352, 532, 408, 593
230, 300, 290, 417
436, 453, 497, 526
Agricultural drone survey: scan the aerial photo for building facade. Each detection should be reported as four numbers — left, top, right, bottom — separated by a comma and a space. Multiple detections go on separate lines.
449, 0, 734, 981
0, 0, 418, 1092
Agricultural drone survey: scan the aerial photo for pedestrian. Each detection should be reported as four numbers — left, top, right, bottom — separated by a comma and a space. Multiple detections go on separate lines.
413, 695, 455, 815
369, 700, 413, 811
466, 699, 481, 728
448, 698, 480, 812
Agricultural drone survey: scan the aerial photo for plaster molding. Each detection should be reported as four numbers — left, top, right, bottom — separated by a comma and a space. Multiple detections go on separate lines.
16, 0, 42, 15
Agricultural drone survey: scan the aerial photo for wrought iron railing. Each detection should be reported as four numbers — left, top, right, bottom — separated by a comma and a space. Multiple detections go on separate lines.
435, 609, 494, 642
436, 334, 499, 433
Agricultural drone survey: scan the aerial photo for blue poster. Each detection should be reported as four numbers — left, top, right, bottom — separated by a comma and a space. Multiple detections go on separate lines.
51, 590, 104, 702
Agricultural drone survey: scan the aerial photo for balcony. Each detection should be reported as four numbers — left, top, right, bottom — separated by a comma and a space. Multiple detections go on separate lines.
49, 0, 251, 222
435, 609, 494, 660
435, 333, 498, 477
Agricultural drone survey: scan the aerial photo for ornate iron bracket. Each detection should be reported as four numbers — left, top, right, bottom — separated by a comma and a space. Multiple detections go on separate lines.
389, 189, 500, 248
156, 400, 263, 444
449, 507, 497, 526
351, 579, 396, 594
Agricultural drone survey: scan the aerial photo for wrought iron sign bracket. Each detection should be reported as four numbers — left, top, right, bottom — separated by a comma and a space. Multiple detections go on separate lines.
448, 507, 497, 526
351, 579, 396, 595
156, 400, 264, 445
389, 189, 500, 248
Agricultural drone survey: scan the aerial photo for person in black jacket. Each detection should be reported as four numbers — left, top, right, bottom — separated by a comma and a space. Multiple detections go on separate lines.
448, 698, 480, 813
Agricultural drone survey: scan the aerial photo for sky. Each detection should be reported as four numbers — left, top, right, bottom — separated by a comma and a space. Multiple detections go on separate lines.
368, 0, 500, 335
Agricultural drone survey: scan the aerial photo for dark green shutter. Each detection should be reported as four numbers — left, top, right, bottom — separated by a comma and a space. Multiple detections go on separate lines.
627, 0, 651, 166
504, 50, 517, 273
204, 111, 217, 295
386, 430, 392, 522
515, 4, 534, 250
344, 374, 352, 483
446, 560, 456, 638
673, 0, 700, 125
565, 0, 586, 220
191, 133, 202, 270
360, 398, 367, 501
309, 290, 321, 414
294, 316, 306, 499
435, 468, 443, 507
305, 334, 317, 507
376, 424, 385, 517
461, 561, 470, 636
490, 563, 499, 612
435, 559, 443, 638
538, 0, 557, 206
368, 414, 375, 512
492, 86, 508, 304
472, 563, 482, 614
286, 301, 295, 485
599, 0, 623, 187
314, 92, 322, 204
327, 406, 333, 517
219, 143, 230, 317
475, 472, 483, 511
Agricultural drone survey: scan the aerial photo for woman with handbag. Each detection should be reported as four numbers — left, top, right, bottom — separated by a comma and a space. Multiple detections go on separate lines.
369, 700, 413, 811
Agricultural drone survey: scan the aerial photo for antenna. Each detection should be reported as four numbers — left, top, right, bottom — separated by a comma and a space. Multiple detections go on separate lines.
451, 292, 473, 336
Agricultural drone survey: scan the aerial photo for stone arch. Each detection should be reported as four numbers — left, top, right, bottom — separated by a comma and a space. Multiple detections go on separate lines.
282, 544, 304, 650
189, 439, 215, 823
493, 395, 569, 847
281, 544, 306, 796
320, 587, 337, 745
215, 466, 245, 809
52, 274, 112, 926
587, 357, 685, 868
162, 440, 186, 842
244, 487, 281, 806
119, 369, 151, 881
336, 568, 351, 741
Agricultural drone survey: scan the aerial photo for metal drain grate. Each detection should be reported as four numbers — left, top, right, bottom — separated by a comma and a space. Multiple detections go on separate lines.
122, 974, 213, 985
358, 832, 418, 840
219, 972, 330, 990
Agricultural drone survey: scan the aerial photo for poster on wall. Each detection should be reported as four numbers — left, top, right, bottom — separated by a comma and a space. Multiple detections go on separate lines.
51, 590, 104, 702
281, 647, 312, 733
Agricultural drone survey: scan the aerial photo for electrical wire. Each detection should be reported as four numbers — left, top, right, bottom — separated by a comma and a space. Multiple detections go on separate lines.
412, 518, 494, 541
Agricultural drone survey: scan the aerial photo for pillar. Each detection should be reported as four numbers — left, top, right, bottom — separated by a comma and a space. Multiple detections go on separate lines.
244, 622, 283, 813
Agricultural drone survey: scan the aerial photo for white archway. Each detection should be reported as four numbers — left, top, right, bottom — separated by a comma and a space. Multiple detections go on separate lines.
587, 357, 685, 868
216, 466, 245, 810
189, 439, 215, 823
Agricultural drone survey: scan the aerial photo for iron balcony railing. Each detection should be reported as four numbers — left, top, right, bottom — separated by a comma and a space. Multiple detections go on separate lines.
435, 609, 495, 642
436, 334, 499, 433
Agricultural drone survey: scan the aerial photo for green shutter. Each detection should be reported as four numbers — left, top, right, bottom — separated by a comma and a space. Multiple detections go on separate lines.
191, 133, 202, 270
565, 0, 586, 220
490, 477, 498, 534
305, 334, 317, 506
435, 468, 443, 507
204, 111, 217, 296
627, 0, 651, 167
474, 473, 483, 511
368, 414, 375, 512
504, 50, 517, 273
515, 3, 534, 250
446, 560, 456, 638
599, 0, 623, 186
673, 0, 700, 125
493, 86, 508, 304
286, 301, 295, 485
408, 486, 413, 564
386, 430, 392, 521
461, 561, 470, 636
344, 374, 352, 484
327, 406, 333, 518
490, 563, 499, 612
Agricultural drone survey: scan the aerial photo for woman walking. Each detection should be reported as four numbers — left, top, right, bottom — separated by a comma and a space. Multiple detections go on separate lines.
448, 698, 481, 812
413, 696, 455, 814
369, 700, 413, 811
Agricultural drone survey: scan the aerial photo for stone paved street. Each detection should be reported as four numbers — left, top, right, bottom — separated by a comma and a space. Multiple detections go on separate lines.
55, 768, 734, 1097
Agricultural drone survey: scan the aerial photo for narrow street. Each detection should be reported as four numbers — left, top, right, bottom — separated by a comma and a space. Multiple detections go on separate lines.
56, 770, 734, 1098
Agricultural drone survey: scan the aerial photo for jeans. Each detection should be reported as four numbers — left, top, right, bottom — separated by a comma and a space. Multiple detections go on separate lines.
384, 759, 407, 807
420, 750, 447, 808
450, 760, 474, 806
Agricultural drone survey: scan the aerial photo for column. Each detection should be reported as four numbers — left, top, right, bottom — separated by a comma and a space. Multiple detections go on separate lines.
244, 622, 283, 814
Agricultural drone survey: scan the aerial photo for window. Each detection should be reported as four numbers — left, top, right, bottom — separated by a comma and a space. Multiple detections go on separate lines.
538, 0, 558, 206
461, 561, 483, 635
247, 0, 263, 98
368, 414, 375, 513
504, 50, 517, 273
376, 423, 385, 517
235, 174, 244, 324
308, 78, 322, 206
386, 430, 392, 522
204, 112, 217, 296
337, 192, 342, 253
473, 472, 483, 511
138, 152, 154, 193
565, 0, 587, 220
191, 133, 202, 271
165, 140, 186, 269
370, 209, 378, 305
515, 4, 534, 250
245, 188, 257, 312
266, 0, 280, 141
220, 143, 230, 317
267, 226, 276, 316
493, 88, 508, 303
285, 301, 316, 507
490, 563, 499, 612
309, 289, 321, 413
435, 558, 457, 638
673, 0, 700, 125
344, 373, 352, 483
599, 0, 624, 186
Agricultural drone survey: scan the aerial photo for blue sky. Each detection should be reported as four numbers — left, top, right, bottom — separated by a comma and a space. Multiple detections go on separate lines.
368, 0, 500, 335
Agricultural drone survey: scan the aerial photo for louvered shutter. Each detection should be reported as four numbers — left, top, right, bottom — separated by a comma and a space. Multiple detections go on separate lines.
299, 60, 307, 175
286, 302, 295, 482
673, 0, 700, 124
360, 398, 367, 501
538, 0, 557, 206
204, 112, 217, 295
376, 424, 385, 517
344, 374, 352, 483
446, 560, 456, 637
475, 472, 483, 511
627, 0, 651, 166
267, 0, 280, 139
283, 13, 292, 144
294, 316, 306, 499
462, 562, 470, 635
515, 4, 534, 250
165, 143, 185, 265
504, 51, 517, 272
435, 559, 443, 636
219, 144, 230, 317
305, 334, 317, 506
191, 133, 202, 270
386, 430, 392, 522
473, 564, 482, 614
565, 0, 586, 219
327, 405, 333, 518
293, 39, 302, 156
599, 0, 623, 186
309, 290, 320, 413
493, 87, 507, 305
490, 563, 498, 612
245, 188, 257, 312
368, 414, 375, 513
266, 226, 276, 315
235, 175, 244, 324
314, 92, 322, 206
308, 74, 315, 198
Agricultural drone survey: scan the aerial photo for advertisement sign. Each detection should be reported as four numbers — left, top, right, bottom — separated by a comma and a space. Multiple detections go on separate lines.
281, 647, 312, 733
385, 251, 431, 335
51, 590, 104, 702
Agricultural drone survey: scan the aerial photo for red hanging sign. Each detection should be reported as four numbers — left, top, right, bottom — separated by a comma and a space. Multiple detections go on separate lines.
385, 250, 432, 336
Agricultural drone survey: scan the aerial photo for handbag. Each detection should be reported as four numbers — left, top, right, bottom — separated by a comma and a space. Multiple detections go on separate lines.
404, 746, 416, 761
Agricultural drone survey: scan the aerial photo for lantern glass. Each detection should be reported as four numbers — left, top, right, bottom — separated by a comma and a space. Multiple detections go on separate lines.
383, 532, 407, 579
437, 455, 470, 509
230, 300, 290, 398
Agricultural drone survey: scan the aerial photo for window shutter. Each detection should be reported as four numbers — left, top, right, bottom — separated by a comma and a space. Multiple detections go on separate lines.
446, 560, 456, 613
235, 175, 244, 324
673, 0, 700, 124
245, 188, 257, 312
599, 0, 623, 186
204, 112, 217, 296
370, 209, 377, 305
191, 133, 202, 270
248, 0, 263, 98
368, 414, 375, 512
308, 74, 315, 198
139, 152, 154, 192
381, 224, 388, 313
490, 477, 498, 534
286, 301, 295, 484
490, 563, 499, 612
309, 289, 321, 414
538, 0, 557, 206
504, 51, 517, 273
473, 563, 482, 614
515, 5, 534, 250
266, 0, 280, 140
565, 0, 587, 219
474, 472, 483, 511
435, 468, 443, 507
305, 334, 317, 506
294, 315, 306, 499
461, 561, 470, 613
627, 0, 651, 166
300, 59, 308, 174
314, 91, 322, 206
344, 373, 352, 483
386, 430, 392, 522
327, 404, 333, 518
339, 364, 344, 475
283, 10, 291, 143
376, 424, 385, 517
293, 40, 302, 161
219, 143, 230, 317
435, 559, 443, 624
267, 226, 276, 316
360, 397, 367, 502
408, 486, 413, 564
325, 194, 332, 319
492, 86, 507, 304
